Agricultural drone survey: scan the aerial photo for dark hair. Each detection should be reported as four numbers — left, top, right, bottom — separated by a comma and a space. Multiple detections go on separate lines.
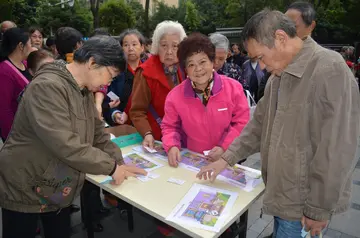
91, 27, 110, 37
29, 26, 44, 38
74, 35, 126, 72
55, 27, 83, 58
118, 29, 145, 46
0, 28, 29, 60
145, 37, 152, 45
287, 1, 316, 26
242, 9, 297, 48
27, 49, 54, 73
177, 32, 215, 69
46, 37, 56, 48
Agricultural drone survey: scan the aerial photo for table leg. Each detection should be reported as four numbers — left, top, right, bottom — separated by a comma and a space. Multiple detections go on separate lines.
117, 199, 134, 232
80, 186, 95, 238
238, 210, 248, 238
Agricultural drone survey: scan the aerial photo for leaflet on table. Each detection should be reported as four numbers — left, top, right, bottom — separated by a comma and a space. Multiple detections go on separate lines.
178, 150, 211, 172
132, 141, 172, 161
178, 150, 262, 192
217, 164, 262, 192
166, 183, 238, 233
123, 152, 163, 172
100, 172, 160, 184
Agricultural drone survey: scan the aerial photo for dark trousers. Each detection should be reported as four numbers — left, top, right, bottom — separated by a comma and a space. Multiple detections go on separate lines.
82, 180, 103, 223
2, 207, 71, 238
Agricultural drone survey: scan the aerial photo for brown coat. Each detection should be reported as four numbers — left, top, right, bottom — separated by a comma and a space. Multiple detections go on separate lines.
0, 62, 123, 213
222, 37, 360, 221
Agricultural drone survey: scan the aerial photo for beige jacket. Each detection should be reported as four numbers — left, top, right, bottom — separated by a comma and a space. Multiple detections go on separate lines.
222, 37, 360, 221
0, 62, 123, 213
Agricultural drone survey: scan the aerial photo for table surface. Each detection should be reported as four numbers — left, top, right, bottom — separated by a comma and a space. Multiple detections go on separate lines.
86, 145, 265, 238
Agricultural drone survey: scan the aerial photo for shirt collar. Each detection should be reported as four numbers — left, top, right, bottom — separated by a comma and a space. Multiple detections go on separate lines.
283, 37, 317, 78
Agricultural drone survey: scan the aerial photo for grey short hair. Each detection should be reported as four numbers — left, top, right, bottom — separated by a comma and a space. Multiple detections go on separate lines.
151, 21, 186, 55
287, 1, 316, 27
119, 29, 145, 46
242, 9, 297, 48
209, 33, 229, 51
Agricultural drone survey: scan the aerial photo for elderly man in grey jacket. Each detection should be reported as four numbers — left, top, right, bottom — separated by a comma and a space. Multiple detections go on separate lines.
197, 9, 360, 238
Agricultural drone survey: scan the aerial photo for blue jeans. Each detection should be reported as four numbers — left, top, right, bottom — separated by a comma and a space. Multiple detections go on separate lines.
273, 217, 321, 238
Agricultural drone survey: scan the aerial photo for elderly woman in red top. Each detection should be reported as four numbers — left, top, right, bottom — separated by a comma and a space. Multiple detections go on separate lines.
130, 21, 186, 148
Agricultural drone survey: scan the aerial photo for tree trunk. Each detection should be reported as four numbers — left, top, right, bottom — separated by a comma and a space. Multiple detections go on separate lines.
90, 0, 101, 29
144, 0, 150, 37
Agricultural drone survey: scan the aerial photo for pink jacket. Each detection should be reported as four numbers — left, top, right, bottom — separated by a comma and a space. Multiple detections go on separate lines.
161, 72, 250, 154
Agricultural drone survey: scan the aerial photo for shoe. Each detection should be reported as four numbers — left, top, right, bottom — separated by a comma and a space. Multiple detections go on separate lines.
98, 206, 110, 215
84, 223, 104, 233
70, 204, 80, 214
93, 223, 104, 232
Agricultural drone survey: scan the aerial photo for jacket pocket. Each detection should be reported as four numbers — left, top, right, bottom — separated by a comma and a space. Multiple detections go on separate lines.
33, 159, 79, 210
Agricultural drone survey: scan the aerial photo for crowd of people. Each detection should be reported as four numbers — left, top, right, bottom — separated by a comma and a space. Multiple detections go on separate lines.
0, 1, 359, 238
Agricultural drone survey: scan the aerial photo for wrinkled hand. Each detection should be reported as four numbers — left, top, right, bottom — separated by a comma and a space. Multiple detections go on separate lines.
207, 146, 224, 161
111, 164, 147, 185
109, 99, 120, 108
301, 216, 328, 236
168, 147, 181, 167
95, 104, 103, 120
196, 158, 228, 182
114, 112, 128, 125
142, 134, 155, 149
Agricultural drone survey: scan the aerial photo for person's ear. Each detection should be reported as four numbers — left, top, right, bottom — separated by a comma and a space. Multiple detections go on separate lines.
274, 29, 287, 44
87, 57, 97, 69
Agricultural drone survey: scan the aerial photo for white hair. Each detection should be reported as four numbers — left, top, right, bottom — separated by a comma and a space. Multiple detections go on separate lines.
151, 21, 186, 55
209, 33, 229, 51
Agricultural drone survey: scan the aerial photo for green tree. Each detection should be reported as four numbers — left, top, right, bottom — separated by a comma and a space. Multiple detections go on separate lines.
89, 0, 102, 29
184, 0, 200, 32
36, 0, 93, 36
149, 1, 179, 31
0, 0, 39, 28
99, 0, 135, 35
128, 0, 146, 34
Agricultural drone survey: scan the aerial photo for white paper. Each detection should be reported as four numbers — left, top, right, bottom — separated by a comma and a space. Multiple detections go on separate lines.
107, 91, 120, 101
166, 184, 238, 232
167, 177, 185, 185
148, 173, 160, 179
132, 141, 169, 162
203, 150, 211, 156
123, 152, 163, 172
136, 173, 160, 182
144, 146, 157, 153
217, 164, 262, 192
136, 175, 152, 182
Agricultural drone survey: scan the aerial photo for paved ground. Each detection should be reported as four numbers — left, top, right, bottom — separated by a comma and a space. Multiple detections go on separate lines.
0, 138, 358, 237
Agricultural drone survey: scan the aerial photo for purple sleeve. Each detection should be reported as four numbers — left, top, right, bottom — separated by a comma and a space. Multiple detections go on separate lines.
0, 73, 17, 139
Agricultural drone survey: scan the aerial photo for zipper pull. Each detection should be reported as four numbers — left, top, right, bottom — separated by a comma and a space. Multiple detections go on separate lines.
260, 208, 263, 218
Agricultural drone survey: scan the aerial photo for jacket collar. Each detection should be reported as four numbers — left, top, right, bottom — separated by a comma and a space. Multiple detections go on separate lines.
139, 55, 183, 90
184, 71, 222, 97
283, 37, 316, 78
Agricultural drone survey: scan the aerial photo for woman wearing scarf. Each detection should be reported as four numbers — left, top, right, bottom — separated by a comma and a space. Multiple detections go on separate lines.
161, 33, 250, 166
130, 21, 186, 148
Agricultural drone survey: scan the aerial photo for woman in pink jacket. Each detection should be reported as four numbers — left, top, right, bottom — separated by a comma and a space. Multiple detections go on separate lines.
161, 33, 250, 167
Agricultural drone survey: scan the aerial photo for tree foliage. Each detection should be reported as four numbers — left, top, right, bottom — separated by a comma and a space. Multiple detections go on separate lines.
149, 1, 179, 31
99, 0, 135, 35
128, 0, 146, 34
35, 0, 93, 36
184, 0, 200, 32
